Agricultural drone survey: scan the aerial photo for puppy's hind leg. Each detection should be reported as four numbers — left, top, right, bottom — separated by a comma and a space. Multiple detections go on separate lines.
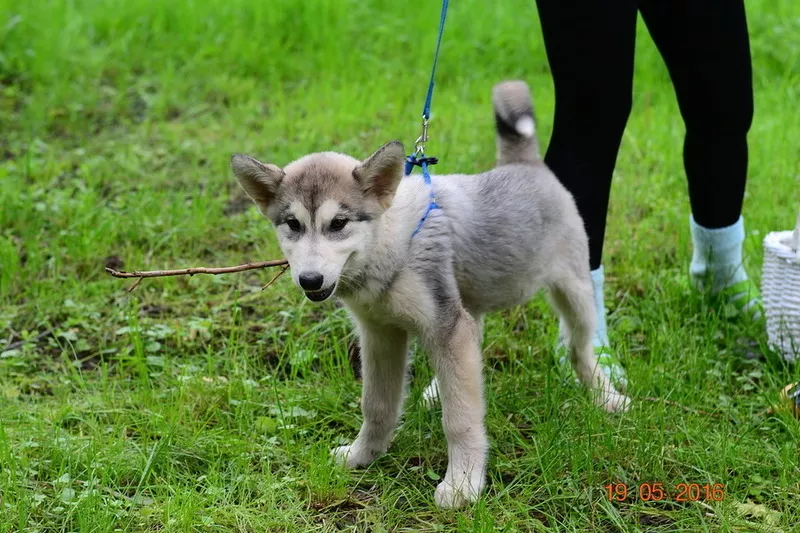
548, 276, 630, 413
331, 320, 409, 468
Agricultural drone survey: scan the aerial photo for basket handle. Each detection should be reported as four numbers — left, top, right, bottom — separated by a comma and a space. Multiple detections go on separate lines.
793, 209, 800, 253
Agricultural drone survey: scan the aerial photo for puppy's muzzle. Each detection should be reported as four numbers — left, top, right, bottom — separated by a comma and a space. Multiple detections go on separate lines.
299, 271, 336, 302
299, 272, 324, 291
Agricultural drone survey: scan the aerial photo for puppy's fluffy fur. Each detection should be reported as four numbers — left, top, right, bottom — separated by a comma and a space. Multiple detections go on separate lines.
231, 80, 630, 508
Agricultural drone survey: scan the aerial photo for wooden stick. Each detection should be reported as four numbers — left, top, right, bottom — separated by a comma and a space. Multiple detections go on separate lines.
105, 259, 289, 279
105, 259, 290, 292
127, 277, 144, 293
262, 265, 290, 291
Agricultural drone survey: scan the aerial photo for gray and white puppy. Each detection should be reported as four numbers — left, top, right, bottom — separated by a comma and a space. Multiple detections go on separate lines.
231, 80, 630, 509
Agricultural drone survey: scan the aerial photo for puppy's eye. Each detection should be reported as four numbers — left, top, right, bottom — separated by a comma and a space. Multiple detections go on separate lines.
286, 217, 302, 232
329, 217, 349, 232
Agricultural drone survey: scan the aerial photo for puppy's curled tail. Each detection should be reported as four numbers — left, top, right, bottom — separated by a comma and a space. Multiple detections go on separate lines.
492, 80, 540, 166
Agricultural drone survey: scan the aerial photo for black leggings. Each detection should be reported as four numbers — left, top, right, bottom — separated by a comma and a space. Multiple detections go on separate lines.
534, 0, 754, 270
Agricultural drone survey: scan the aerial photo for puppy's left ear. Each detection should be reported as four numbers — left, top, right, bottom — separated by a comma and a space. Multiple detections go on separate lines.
230, 154, 284, 217
353, 141, 405, 209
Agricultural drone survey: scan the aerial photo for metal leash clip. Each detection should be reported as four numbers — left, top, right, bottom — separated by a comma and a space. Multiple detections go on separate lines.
413, 116, 430, 156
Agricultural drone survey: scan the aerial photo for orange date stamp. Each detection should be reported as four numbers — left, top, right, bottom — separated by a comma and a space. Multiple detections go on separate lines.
604, 483, 726, 502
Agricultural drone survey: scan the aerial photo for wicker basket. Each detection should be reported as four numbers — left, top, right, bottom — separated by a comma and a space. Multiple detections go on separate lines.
761, 212, 800, 362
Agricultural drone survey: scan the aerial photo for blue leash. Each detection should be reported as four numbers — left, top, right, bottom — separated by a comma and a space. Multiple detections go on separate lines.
422, 0, 449, 122
405, 0, 449, 238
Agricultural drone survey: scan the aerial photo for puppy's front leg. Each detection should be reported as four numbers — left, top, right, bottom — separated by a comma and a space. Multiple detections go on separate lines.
331, 321, 409, 468
424, 310, 488, 508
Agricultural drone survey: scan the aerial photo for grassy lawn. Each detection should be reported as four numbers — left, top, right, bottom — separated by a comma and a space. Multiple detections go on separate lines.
2, 0, 800, 530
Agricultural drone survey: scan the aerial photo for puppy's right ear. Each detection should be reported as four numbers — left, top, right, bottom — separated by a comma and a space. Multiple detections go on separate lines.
230, 154, 284, 216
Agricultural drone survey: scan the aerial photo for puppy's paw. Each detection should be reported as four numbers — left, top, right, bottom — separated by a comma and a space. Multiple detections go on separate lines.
598, 390, 631, 413
421, 377, 440, 410
330, 442, 380, 469
434, 475, 485, 509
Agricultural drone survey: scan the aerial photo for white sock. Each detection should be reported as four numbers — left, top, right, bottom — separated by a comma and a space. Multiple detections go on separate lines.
590, 266, 609, 348
689, 215, 749, 292
558, 265, 609, 349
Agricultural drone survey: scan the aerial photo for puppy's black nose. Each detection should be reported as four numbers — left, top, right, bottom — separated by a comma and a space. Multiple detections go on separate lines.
299, 272, 324, 291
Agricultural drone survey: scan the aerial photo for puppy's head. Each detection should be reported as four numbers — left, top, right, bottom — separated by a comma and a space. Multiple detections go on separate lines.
231, 141, 405, 302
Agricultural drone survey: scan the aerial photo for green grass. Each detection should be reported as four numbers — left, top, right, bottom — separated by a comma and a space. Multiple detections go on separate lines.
2, 0, 800, 530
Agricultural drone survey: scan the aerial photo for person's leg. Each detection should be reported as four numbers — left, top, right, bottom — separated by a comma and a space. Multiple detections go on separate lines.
535, 0, 638, 271
640, 0, 761, 319
534, 0, 638, 385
